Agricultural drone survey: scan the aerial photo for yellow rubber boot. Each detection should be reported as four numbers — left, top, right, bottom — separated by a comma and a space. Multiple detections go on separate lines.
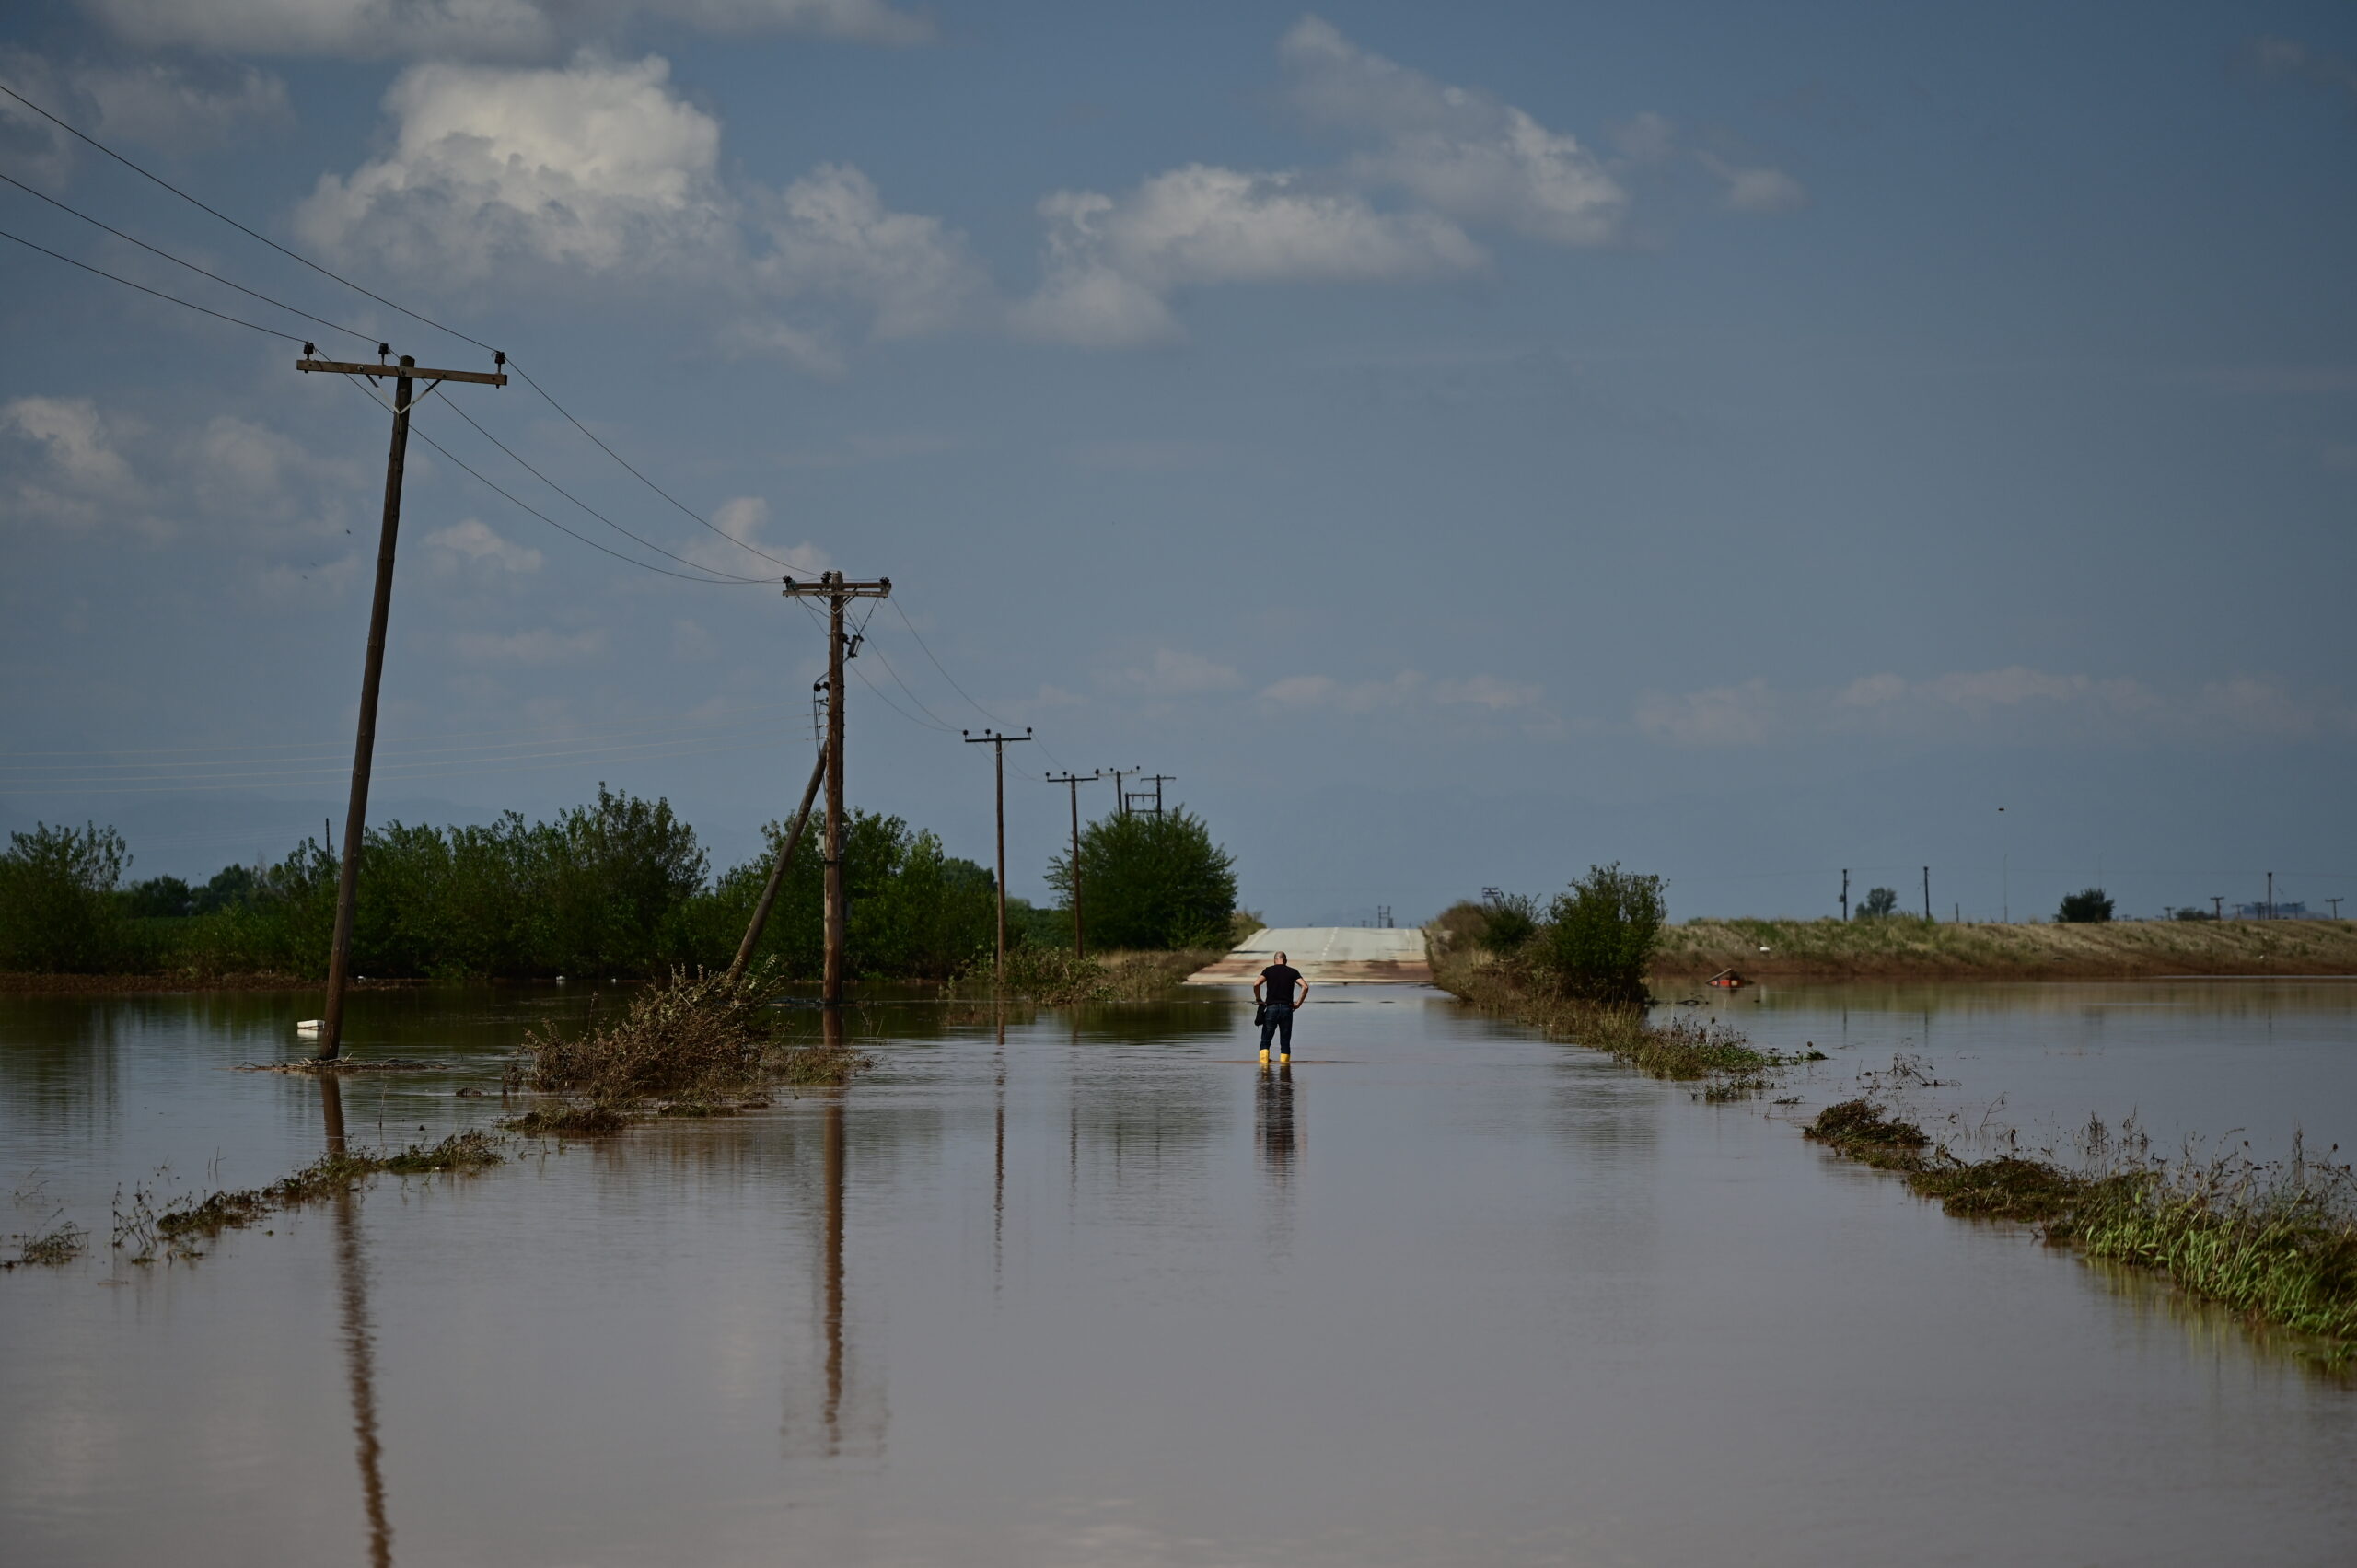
1259, 1047, 1270, 1064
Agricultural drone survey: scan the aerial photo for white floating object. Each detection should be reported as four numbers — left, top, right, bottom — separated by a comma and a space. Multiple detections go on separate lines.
295, 1019, 323, 1034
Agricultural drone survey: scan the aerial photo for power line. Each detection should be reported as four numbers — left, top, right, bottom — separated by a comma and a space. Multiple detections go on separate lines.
0, 735, 784, 796
0, 703, 795, 761
1, 224, 304, 342
337, 377, 765, 587
889, 598, 1012, 726
0, 77, 499, 355
436, 397, 775, 584
0, 172, 379, 347
503, 359, 809, 574
0, 76, 819, 588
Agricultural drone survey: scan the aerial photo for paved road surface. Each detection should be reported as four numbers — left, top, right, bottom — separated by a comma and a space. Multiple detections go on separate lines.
1185, 925, 1431, 985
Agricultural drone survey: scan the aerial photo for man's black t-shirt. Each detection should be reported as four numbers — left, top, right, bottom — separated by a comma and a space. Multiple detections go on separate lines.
1260, 964, 1303, 1007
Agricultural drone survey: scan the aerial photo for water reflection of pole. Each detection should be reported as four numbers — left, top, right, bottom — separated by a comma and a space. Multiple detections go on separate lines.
993, 1009, 1006, 1286
319, 1074, 392, 1568
820, 1010, 846, 1456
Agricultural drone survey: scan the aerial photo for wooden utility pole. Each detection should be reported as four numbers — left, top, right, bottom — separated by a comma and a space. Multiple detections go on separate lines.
1046, 771, 1101, 958
296, 347, 506, 1061
963, 728, 1032, 975
2267, 871, 2274, 921
1840, 868, 1849, 922
726, 739, 829, 985
782, 572, 890, 1007
1142, 774, 1175, 818
1108, 766, 1135, 816
1922, 867, 1932, 923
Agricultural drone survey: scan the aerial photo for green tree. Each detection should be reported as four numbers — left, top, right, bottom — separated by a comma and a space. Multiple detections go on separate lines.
122, 875, 193, 919
1855, 887, 1899, 919
0, 822, 130, 971
2058, 887, 2114, 923
1044, 808, 1237, 950
1538, 863, 1666, 1004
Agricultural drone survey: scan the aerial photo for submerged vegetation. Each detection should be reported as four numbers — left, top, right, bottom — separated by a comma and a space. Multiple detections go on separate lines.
110, 1132, 503, 1263
506, 964, 873, 1130
1808, 1101, 2357, 1357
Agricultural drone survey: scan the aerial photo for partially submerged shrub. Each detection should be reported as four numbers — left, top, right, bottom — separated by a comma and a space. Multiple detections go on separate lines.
1539, 864, 1666, 1004
516, 966, 778, 1104
509, 963, 875, 1126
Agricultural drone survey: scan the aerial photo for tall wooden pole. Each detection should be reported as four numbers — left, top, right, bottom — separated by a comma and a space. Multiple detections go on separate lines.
318, 356, 413, 1061
824, 585, 847, 1007
726, 739, 828, 986
964, 729, 1031, 975
1047, 771, 1098, 958
779, 572, 888, 1009
296, 351, 504, 1061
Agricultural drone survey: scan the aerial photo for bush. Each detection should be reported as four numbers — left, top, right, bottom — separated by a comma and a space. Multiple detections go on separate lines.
2059, 887, 2114, 923
1538, 863, 1666, 1004
1044, 808, 1237, 951
2172, 905, 2217, 922
0, 822, 130, 971
1478, 891, 1540, 953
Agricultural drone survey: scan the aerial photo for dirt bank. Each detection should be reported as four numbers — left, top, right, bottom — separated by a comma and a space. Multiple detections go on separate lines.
1652, 918, 2357, 981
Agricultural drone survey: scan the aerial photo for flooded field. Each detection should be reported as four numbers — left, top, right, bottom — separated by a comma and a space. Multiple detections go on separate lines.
4, 980, 2354, 1565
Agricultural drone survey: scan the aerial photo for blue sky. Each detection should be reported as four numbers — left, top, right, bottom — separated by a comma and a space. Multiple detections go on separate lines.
2, 0, 2352, 924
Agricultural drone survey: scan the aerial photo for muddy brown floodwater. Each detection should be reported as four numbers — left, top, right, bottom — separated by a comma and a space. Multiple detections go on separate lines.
3, 980, 2354, 1565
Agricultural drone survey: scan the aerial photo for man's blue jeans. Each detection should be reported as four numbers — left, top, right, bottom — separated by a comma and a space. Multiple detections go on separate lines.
1260, 1002, 1294, 1054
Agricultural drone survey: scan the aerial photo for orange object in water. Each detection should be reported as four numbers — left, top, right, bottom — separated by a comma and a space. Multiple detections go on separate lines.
1708, 969, 1747, 989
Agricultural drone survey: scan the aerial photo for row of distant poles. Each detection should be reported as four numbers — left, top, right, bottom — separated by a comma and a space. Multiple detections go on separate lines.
297, 348, 1181, 1059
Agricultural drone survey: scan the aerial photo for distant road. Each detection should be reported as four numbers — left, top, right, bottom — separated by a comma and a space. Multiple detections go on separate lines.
1186, 926, 1431, 986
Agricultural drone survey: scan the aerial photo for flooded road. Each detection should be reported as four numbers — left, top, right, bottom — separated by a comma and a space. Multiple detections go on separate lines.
4, 981, 2354, 1566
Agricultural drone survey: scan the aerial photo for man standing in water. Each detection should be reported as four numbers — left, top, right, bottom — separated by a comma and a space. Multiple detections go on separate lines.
1254, 950, 1307, 1065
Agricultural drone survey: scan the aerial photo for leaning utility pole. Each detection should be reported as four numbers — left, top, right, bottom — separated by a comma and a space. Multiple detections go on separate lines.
963, 728, 1032, 975
296, 346, 506, 1062
1922, 867, 1932, 923
782, 571, 891, 1007
1046, 771, 1101, 958
726, 738, 829, 986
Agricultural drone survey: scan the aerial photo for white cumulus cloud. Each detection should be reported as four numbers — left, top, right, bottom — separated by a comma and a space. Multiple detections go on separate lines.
1279, 16, 1627, 247
296, 55, 986, 369
1013, 165, 1484, 346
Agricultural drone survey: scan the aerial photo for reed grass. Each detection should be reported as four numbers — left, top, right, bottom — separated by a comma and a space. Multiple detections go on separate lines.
6, 1221, 87, 1268
1805, 1101, 2357, 1358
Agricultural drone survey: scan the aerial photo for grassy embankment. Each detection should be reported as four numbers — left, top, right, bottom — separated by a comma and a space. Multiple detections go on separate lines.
1807, 1101, 2357, 1363
1652, 917, 2357, 981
